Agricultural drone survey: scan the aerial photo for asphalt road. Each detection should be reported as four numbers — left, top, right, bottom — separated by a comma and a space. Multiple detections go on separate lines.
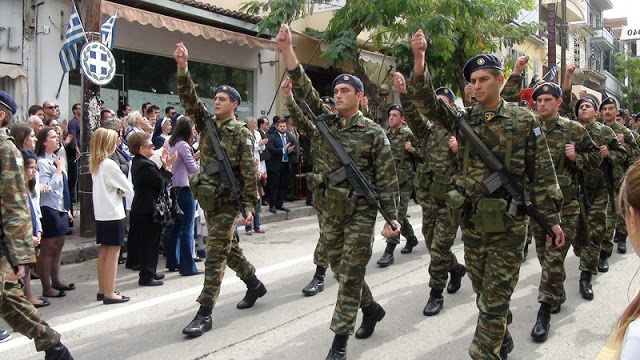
1, 204, 638, 360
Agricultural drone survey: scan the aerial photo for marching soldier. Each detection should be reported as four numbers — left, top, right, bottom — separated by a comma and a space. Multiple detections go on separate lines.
277, 24, 401, 360
403, 30, 565, 359
0, 91, 73, 360
173, 43, 267, 338
561, 65, 626, 300
376, 104, 420, 267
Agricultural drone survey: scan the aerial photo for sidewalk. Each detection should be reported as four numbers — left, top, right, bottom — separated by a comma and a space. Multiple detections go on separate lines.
60, 199, 316, 264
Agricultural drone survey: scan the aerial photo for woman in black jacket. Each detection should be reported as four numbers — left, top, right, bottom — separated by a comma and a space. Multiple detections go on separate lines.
127, 132, 176, 286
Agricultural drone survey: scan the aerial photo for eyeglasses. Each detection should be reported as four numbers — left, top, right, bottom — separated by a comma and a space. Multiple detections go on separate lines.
44, 106, 55, 110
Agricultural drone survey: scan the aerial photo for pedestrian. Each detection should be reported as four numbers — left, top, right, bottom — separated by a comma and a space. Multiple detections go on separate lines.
174, 41, 266, 338
0, 90, 73, 358
244, 116, 267, 235
265, 118, 296, 214
90, 128, 134, 304
277, 24, 401, 360
166, 116, 201, 276
35, 126, 74, 299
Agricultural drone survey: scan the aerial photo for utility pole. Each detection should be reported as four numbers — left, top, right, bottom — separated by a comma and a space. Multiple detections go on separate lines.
78, 0, 101, 238
547, 2, 557, 82
560, 0, 567, 86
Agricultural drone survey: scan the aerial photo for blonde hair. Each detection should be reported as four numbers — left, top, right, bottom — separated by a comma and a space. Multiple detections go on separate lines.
125, 111, 142, 127
89, 128, 118, 174
245, 116, 257, 128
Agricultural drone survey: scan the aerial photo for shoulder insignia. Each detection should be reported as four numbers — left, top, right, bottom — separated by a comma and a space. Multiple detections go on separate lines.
533, 127, 542, 137
383, 138, 390, 146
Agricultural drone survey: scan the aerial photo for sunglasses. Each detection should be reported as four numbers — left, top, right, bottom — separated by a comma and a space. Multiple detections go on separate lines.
44, 106, 56, 110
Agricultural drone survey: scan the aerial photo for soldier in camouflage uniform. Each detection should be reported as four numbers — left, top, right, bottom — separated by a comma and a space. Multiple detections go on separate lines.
277, 24, 401, 360
601, 97, 639, 258
524, 82, 602, 343
404, 30, 565, 360
396, 80, 467, 317
560, 65, 626, 301
0, 91, 73, 359
173, 43, 266, 338
375, 104, 420, 267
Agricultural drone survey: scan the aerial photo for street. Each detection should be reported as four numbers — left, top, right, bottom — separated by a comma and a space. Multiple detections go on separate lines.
1, 204, 637, 360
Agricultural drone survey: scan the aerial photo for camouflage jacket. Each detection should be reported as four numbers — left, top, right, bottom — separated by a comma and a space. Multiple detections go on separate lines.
287, 64, 399, 220
606, 120, 639, 170
385, 126, 418, 186
538, 116, 602, 215
501, 73, 526, 103
582, 120, 626, 191
412, 69, 563, 226
0, 133, 35, 279
177, 65, 256, 214
284, 96, 331, 176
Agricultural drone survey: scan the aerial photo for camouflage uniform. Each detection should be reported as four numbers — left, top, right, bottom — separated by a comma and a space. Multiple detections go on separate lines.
177, 65, 258, 309
529, 116, 601, 308
401, 81, 460, 291
415, 69, 563, 359
287, 64, 399, 335
0, 133, 61, 351
501, 73, 526, 103
384, 126, 418, 245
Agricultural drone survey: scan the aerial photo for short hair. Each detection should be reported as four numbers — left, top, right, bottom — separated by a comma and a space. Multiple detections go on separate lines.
257, 116, 268, 127
118, 103, 130, 118
0, 103, 12, 125
72, 103, 81, 112
28, 105, 43, 116
102, 118, 123, 133
125, 111, 142, 127
165, 106, 175, 115
141, 102, 151, 113
486, 68, 503, 78
277, 118, 287, 125
272, 115, 281, 125
100, 109, 112, 120
128, 132, 151, 156
146, 105, 159, 116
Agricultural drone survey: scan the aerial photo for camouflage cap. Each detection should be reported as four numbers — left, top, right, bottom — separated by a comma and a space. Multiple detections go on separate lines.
214, 85, 242, 105
575, 97, 599, 118
532, 82, 562, 101
332, 74, 364, 93
387, 104, 404, 116
599, 96, 618, 111
435, 87, 456, 103
463, 54, 502, 82
0, 90, 17, 115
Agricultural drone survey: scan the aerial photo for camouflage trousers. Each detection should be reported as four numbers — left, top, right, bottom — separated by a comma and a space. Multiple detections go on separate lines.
311, 188, 329, 269
0, 279, 60, 351
197, 202, 257, 308
462, 213, 526, 360
603, 189, 625, 257
386, 181, 416, 245
531, 214, 578, 308
324, 198, 376, 335
576, 187, 609, 275
416, 189, 459, 290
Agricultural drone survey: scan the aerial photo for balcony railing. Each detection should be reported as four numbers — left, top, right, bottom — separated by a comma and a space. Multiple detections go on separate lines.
592, 28, 615, 50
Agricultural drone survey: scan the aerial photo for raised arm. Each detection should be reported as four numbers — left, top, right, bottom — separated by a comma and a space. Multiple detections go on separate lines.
174, 42, 211, 133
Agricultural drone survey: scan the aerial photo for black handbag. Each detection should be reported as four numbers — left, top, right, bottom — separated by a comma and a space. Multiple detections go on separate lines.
153, 185, 174, 226
170, 187, 184, 219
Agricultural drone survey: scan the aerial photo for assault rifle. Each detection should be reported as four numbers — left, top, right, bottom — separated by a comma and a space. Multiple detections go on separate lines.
604, 158, 617, 215
453, 111, 558, 243
574, 172, 591, 248
202, 115, 248, 219
300, 101, 397, 231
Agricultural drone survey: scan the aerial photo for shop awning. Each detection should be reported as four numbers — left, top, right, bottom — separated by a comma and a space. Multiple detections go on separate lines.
0, 64, 27, 79
101, 1, 278, 51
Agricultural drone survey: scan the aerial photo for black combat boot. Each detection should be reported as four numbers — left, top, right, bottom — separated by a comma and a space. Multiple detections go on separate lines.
182, 305, 213, 337
531, 302, 552, 342
579, 271, 594, 300
44, 342, 74, 360
325, 334, 348, 360
447, 264, 467, 294
500, 330, 514, 359
616, 232, 627, 254
302, 265, 326, 296
355, 302, 386, 339
237, 275, 267, 309
400, 236, 419, 254
423, 288, 444, 316
376, 243, 396, 267
598, 251, 609, 273
551, 291, 566, 314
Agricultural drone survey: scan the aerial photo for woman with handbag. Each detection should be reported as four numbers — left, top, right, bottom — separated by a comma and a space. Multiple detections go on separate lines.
128, 132, 176, 286
90, 128, 134, 304
167, 116, 201, 276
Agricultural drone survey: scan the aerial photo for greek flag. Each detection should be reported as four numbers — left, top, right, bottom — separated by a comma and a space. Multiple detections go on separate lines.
58, 3, 87, 73
100, 9, 118, 50
549, 65, 557, 81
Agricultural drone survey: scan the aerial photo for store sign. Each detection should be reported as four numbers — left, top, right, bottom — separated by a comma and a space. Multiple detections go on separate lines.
620, 25, 640, 41
313, 0, 346, 12
80, 41, 116, 86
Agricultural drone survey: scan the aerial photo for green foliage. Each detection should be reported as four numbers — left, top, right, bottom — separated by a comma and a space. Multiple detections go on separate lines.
613, 52, 640, 113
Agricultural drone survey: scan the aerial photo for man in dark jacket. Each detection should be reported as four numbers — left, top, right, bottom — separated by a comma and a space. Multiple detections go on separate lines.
266, 118, 297, 213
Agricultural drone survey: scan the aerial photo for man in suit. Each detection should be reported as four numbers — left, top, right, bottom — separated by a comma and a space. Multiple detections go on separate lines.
266, 118, 297, 213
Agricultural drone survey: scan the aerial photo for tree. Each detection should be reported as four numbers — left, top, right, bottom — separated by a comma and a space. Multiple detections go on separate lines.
614, 52, 640, 113
241, 0, 540, 114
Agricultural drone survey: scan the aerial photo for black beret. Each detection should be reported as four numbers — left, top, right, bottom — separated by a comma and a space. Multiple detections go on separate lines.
332, 74, 364, 93
575, 97, 598, 119
463, 54, 502, 82
20, 149, 37, 163
532, 82, 562, 101
214, 85, 242, 105
0, 91, 17, 115
321, 96, 335, 107
599, 96, 618, 111
618, 110, 625, 118
387, 104, 404, 116
435, 87, 456, 103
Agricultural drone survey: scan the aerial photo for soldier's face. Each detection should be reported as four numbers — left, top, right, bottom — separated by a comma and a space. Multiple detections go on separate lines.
214, 93, 237, 119
578, 102, 597, 122
388, 110, 404, 129
469, 70, 503, 105
333, 84, 362, 115
437, 95, 453, 105
601, 104, 617, 122
535, 94, 562, 119
616, 115, 624, 124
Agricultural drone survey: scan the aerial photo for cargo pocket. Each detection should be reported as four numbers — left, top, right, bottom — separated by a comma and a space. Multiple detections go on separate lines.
194, 184, 221, 212
444, 189, 466, 224
430, 174, 453, 202
324, 186, 354, 217
557, 175, 576, 202
474, 198, 509, 233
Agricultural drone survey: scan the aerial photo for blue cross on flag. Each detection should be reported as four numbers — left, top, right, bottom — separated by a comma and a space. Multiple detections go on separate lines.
58, 2, 87, 73
100, 9, 118, 50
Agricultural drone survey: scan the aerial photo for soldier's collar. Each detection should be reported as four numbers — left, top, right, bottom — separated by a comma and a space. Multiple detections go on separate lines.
471, 100, 507, 122
539, 115, 559, 128
337, 111, 364, 128
215, 117, 234, 129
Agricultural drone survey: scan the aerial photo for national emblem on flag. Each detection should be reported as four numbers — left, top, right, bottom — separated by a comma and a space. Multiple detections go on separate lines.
58, 2, 87, 73
100, 9, 118, 50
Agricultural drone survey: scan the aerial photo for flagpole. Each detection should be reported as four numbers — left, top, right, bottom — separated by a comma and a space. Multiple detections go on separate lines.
55, 73, 66, 99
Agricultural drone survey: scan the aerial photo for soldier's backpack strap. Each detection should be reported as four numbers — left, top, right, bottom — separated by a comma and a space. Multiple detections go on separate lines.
502, 118, 514, 172
462, 141, 471, 183
558, 119, 572, 171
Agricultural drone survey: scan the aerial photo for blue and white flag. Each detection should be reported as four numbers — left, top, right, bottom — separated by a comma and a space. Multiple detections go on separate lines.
58, 2, 87, 73
100, 9, 118, 50
549, 65, 557, 81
